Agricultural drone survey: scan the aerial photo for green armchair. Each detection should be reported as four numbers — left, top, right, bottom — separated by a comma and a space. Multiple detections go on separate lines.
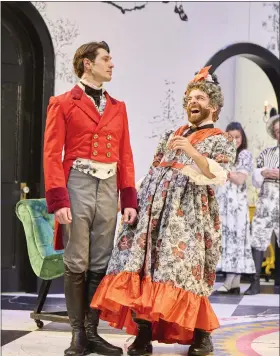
15, 198, 69, 328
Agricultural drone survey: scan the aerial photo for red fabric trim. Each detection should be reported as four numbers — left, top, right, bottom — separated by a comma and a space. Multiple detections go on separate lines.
159, 161, 185, 169
46, 187, 70, 214
120, 187, 138, 213
54, 222, 64, 251
174, 125, 223, 146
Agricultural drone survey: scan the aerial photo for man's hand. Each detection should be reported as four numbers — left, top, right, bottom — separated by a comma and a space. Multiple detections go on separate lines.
261, 168, 280, 179
169, 136, 196, 157
55, 207, 72, 224
169, 135, 215, 179
269, 168, 280, 179
123, 208, 137, 225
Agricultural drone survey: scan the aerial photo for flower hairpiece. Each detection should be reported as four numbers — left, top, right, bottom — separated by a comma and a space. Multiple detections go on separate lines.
191, 65, 212, 83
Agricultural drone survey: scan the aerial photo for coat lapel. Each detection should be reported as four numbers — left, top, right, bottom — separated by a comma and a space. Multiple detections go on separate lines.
71, 85, 100, 124
96, 92, 120, 130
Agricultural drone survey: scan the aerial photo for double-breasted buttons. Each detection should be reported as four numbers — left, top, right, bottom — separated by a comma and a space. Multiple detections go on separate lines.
106, 135, 112, 158
92, 134, 99, 155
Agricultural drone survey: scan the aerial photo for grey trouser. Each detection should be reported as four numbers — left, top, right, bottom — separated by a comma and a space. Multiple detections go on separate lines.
62, 169, 118, 273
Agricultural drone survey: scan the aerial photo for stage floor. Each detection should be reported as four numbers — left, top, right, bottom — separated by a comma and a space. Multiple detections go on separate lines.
1, 281, 279, 356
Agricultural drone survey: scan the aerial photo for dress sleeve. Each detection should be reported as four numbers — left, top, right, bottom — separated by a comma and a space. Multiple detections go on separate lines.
44, 97, 70, 213
235, 149, 253, 175
180, 133, 236, 186
252, 150, 266, 188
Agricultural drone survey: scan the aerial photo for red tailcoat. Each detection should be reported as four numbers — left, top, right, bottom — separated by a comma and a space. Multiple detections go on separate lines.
43, 85, 137, 250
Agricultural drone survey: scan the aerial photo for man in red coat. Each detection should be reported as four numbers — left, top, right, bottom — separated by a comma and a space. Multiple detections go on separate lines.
43, 41, 137, 356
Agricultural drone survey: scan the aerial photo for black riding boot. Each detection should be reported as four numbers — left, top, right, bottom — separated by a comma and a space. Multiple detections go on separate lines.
64, 264, 87, 356
244, 248, 264, 295
85, 270, 123, 355
188, 329, 214, 356
127, 318, 153, 356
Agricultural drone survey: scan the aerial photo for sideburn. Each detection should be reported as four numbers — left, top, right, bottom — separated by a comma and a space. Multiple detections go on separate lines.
200, 107, 211, 121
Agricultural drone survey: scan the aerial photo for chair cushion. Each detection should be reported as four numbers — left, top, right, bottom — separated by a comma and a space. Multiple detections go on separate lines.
16, 199, 64, 280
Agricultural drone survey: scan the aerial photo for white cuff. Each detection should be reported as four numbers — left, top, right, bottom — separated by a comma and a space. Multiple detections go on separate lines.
235, 169, 249, 176
252, 167, 266, 188
180, 158, 228, 186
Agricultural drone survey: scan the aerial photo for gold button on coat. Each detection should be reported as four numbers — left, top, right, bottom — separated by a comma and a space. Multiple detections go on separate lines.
107, 135, 112, 140
93, 142, 99, 147
106, 152, 111, 158
106, 143, 111, 148
93, 134, 99, 139
93, 150, 98, 156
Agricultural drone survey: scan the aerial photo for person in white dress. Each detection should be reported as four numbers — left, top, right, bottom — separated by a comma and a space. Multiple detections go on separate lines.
244, 114, 280, 295
214, 122, 255, 295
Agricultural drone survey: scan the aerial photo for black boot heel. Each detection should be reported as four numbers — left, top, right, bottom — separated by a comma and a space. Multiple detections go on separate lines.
228, 287, 240, 295
188, 329, 213, 356
244, 249, 264, 295
127, 319, 153, 356
85, 270, 123, 356
64, 328, 87, 356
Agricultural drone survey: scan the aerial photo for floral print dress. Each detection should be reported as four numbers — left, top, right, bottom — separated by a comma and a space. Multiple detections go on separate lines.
251, 146, 280, 251
216, 149, 256, 274
91, 127, 236, 345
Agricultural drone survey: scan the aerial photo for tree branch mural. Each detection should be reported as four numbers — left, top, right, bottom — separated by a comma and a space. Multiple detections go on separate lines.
103, 1, 148, 14
32, 1, 79, 84
262, 2, 279, 53
149, 80, 184, 139
105, 1, 188, 21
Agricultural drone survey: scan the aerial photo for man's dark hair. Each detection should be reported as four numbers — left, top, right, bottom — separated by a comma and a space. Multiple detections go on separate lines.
73, 41, 110, 78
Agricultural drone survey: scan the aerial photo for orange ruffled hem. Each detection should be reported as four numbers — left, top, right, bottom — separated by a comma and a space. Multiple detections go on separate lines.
90, 271, 220, 345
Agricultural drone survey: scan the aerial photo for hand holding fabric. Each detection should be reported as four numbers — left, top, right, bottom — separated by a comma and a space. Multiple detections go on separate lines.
168, 136, 196, 157
169, 136, 216, 179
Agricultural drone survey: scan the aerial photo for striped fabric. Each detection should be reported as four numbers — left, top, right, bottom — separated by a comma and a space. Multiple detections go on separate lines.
257, 146, 279, 169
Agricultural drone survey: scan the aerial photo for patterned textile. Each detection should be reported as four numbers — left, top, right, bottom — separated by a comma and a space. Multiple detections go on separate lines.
251, 181, 279, 251
251, 146, 279, 251
107, 130, 236, 297
90, 129, 236, 344
216, 150, 256, 274
72, 159, 117, 180
257, 146, 279, 170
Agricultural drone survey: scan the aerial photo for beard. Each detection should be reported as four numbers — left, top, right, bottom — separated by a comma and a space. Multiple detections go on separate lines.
187, 105, 211, 126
